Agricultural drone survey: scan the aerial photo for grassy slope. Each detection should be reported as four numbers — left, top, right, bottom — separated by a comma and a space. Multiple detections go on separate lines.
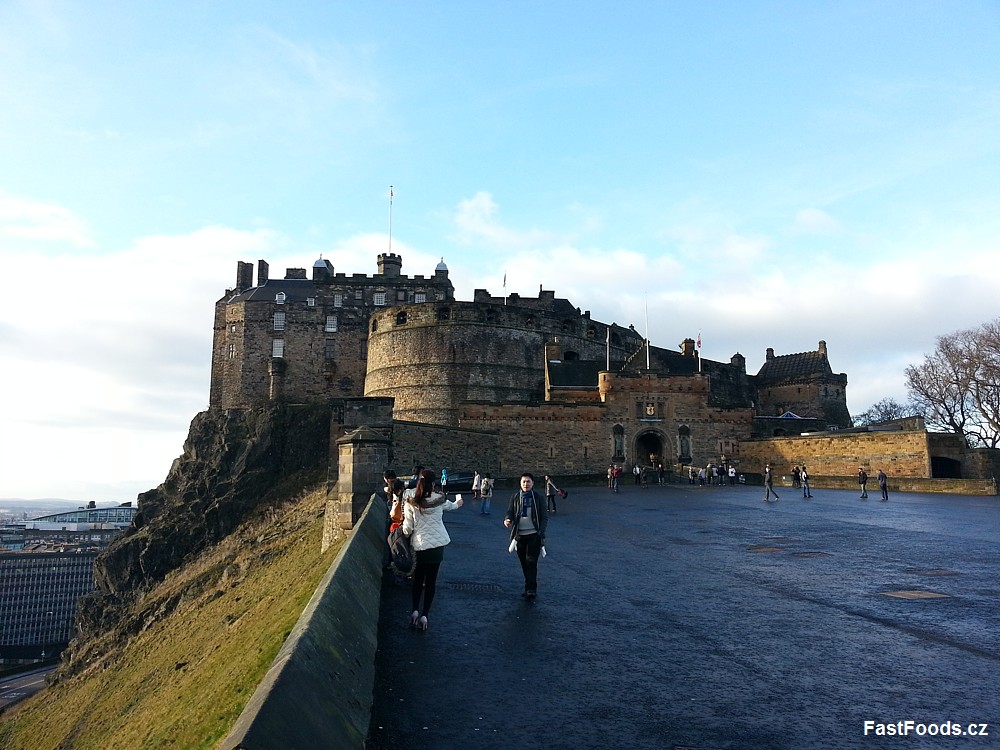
1, 488, 341, 750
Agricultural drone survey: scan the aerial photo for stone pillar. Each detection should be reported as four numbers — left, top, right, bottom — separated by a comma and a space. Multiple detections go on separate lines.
323, 427, 391, 550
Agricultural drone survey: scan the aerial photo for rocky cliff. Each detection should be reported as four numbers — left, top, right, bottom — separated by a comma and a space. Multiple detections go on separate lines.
61, 404, 332, 677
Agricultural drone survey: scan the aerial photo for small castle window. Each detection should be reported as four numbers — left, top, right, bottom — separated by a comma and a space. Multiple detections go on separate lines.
437, 307, 450, 321
374, 292, 387, 306
587, 326, 596, 338
275, 292, 286, 304
273, 312, 285, 331
230, 324, 237, 333
354, 289, 363, 300
325, 315, 338, 332
334, 294, 343, 307
324, 339, 336, 359
307, 297, 316, 307
272, 339, 284, 358
395, 311, 407, 325
415, 292, 426, 303
227, 344, 236, 359
397, 290, 406, 301
371, 320, 378, 333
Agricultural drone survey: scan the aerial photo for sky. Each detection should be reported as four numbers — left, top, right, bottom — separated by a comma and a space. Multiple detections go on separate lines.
2, 1, 999, 501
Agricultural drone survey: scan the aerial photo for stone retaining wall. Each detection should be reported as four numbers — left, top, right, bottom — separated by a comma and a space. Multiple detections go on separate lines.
219, 495, 384, 750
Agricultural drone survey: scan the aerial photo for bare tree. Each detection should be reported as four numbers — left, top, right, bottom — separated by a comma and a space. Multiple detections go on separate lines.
905, 318, 1000, 448
852, 397, 916, 427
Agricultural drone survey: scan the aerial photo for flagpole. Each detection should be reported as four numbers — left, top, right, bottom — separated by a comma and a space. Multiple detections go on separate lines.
388, 185, 393, 253
606, 326, 610, 371
697, 329, 702, 373
644, 297, 650, 370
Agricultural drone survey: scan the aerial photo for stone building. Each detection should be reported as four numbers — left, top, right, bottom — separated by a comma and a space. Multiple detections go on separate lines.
210, 254, 455, 409
209, 253, 862, 479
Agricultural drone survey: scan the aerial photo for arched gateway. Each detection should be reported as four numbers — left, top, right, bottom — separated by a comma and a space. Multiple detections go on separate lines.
635, 430, 665, 468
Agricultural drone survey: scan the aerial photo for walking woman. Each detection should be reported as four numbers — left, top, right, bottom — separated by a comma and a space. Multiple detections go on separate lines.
403, 468, 463, 630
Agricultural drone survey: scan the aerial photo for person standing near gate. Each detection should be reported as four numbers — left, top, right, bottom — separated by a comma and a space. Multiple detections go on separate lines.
877, 469, 888, 501
543, 474, 562, 514
801, 464, 813, 498
858, 466, 869, 499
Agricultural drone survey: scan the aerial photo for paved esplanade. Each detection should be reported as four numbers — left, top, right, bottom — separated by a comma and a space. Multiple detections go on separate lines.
367, 482, 1000, 750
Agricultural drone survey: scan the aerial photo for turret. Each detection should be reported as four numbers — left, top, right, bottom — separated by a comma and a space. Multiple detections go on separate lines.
378, 253, 402, 278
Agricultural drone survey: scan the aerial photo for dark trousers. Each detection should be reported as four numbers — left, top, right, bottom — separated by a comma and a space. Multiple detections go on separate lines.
516, 533, 542, 593
546, 493, 556, 511
860, 482, 868, 498
411, 558, 442, 615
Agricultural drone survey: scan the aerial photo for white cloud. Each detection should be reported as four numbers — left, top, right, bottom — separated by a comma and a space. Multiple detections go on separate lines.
0, 194, 95, 247
793, 207, 844, 234
0, 216, 286, 499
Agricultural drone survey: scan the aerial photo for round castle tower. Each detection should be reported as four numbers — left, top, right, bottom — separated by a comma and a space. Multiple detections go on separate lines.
364, 297, 640, 426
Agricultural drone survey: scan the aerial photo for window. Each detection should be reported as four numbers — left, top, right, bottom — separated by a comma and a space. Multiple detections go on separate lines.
275, 292, 286, 304
227, 344, 236, 359
272, 339, 284, 358
334, 294, 343, 307
395, 311, 407, 325
230, 324, 237, 333
397, 290, 407, 301
354, 289, 363, 300
414, 292, 426, 303
437, 307, 450, 321
373, 292, 386, 306
307, 297, 316, 307
273, 312, 285, 331
324, 339, 336, 359
325, 315, 337, 332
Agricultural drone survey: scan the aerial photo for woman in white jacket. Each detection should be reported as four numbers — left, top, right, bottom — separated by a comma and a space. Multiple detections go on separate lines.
403, 468, 463, 630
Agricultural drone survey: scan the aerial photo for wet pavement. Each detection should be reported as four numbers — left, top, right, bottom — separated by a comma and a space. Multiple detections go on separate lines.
366, 482, 1000, 750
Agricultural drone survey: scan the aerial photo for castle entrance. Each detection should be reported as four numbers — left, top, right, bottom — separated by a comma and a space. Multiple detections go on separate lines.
635, 431, 664, 467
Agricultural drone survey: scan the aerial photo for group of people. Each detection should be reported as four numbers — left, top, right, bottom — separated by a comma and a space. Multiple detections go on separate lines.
763, 463, 888, 502
382, 467, 552, 632
688, 464, 738, 486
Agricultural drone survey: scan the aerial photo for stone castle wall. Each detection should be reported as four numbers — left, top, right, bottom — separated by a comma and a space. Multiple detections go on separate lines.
738, 429, 933, 478
364, 301, 644, 426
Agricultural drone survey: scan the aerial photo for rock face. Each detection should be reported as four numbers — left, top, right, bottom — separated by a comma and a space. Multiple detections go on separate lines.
69, 404, 331, 666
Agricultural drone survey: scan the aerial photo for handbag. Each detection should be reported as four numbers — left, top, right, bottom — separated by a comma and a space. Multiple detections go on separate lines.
557, 489, 568, 499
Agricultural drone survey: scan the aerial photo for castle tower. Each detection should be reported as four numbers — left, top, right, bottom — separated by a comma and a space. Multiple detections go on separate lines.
377, 253, 402, 278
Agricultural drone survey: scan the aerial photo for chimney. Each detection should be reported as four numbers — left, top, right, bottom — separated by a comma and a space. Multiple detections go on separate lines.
258, 260, 269, 286
818, 340, 828, 358
236, 261, 254, 292
766, 347, 775, 362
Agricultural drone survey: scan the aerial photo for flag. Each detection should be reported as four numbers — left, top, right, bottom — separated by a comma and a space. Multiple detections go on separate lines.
696, 331, 701, 349
390, 186, 394, 199
503, 272, 506, 289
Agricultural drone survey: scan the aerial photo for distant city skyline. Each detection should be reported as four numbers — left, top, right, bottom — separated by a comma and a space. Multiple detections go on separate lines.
2, 2, 999, 500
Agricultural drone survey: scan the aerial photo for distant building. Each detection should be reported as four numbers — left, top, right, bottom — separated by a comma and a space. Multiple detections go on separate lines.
0, 551, 96, 663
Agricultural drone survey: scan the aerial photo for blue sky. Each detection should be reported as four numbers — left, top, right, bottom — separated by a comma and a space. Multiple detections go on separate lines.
2, 1, 999, 500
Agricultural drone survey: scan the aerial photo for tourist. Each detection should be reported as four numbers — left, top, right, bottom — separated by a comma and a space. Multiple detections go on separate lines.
728, 465, 737, 484
657, 464, 665, 485
858, 466, 869, 499
791, 466, 801, 488
877, 469, 888, 501
801, 465, 813, 498
472, 469, 482, 500
763, 463, 780, 502
544, 474, 562, 513
403, 468, 464, 631
504, 472, 548, 601
480, 473, 494, 515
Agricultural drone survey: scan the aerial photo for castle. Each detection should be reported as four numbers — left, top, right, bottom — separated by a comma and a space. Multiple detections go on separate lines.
211, 254, 857, 477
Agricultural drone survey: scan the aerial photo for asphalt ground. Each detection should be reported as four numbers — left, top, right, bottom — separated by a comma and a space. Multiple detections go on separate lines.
366, 481, 1000, 750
